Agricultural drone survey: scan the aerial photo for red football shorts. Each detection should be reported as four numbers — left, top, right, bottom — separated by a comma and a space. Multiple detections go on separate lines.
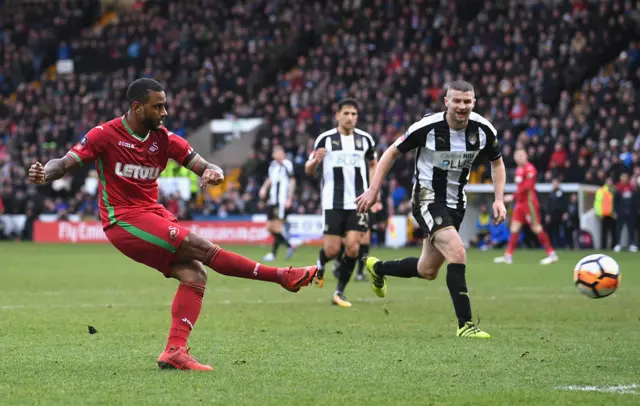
512, 202, 541, 227
104, 207, 190, 276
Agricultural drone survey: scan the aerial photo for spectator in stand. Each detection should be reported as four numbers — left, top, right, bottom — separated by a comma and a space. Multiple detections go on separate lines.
546, 178, 568, 247
614, 172, 638, 252
564, 192, 580, 249
1, 0, 640, 223
469, 203, 491, 249
595, 176, 617, 250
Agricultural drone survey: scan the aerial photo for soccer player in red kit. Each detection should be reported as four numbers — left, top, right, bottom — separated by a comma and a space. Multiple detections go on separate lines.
494, 148, 558, 265
28, 78, 317, 371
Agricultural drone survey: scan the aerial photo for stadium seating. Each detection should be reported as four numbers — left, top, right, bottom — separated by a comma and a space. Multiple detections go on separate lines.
0, 0, 639, 226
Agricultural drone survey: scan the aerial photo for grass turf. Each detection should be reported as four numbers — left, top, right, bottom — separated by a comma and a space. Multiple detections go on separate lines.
0, 243, 638, 405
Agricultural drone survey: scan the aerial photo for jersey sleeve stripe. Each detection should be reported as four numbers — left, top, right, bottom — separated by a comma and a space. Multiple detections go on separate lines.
66, 152, 84, 167
97, 157, 117, 225
185, 154, 201, 169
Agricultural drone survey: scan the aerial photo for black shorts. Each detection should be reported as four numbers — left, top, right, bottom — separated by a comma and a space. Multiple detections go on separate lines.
412, 201, 465, 241
367, 210, 377, 231
324, 209, 369, 236
267, 204, 289, 221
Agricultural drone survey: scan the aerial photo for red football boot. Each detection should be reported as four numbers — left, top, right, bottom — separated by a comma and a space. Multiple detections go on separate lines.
278, 266, 318, 292
157, 346, 213, 371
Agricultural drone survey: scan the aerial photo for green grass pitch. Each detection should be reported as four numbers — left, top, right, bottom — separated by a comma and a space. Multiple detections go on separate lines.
1, 243, 639, 405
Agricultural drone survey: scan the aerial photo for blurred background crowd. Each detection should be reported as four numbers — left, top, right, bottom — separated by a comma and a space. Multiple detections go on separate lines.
1, 0, 639, 247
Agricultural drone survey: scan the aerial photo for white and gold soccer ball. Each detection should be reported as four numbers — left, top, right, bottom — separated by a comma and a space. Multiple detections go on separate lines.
573, 254, 621, 299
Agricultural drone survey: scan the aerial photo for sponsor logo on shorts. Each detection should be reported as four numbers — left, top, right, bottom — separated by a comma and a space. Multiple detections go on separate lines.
80, 136, 88, 147
435, 216, 443, 225
253, 263, 260, 277
168, 226, 179, 240
148, 142, 159, 155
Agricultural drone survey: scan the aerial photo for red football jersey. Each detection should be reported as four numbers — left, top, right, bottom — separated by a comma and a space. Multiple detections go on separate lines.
514, 162, 538, 205
65, 116, 199, 229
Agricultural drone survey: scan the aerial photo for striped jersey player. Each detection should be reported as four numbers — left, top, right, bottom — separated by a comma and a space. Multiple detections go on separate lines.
259, 145, 296, 261
356, 80, 508, 338
305, 98, 377, 308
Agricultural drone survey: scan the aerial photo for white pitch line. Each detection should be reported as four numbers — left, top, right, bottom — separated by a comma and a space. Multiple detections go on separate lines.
556, 384, 638, 395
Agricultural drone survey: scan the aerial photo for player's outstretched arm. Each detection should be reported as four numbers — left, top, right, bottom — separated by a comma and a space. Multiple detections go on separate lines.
188, 156, 225, 187
29, 155, 79, 185
356, 145, 400, 213
490, 157, 507, 224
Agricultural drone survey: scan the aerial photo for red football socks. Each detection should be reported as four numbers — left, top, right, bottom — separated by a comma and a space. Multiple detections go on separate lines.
206, 247, 280, 283
505, 232, 519, 256
536, 231, 555, 255
166, 282, 205, 351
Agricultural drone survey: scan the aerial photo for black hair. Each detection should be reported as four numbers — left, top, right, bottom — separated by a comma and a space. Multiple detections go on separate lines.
126, 78, 164, 105
337, 98, 359, 111
445, 80, 474, 94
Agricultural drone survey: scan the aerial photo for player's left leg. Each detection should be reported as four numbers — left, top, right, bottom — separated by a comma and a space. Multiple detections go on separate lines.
431, 227, 490, 338
175, 232, 316, 292
529, 206, 558, 265
331, 229, 361, 307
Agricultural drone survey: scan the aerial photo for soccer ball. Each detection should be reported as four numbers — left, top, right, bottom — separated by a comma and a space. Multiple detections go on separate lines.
573, 254, 621, 298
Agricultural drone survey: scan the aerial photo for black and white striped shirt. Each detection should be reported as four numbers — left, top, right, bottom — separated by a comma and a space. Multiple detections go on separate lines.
394, 111, 501, 210
268, 159, 294, 207
312, 128, 376, 210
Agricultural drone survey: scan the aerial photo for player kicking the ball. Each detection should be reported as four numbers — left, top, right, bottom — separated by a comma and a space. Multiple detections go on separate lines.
356, 81, 506, 338
493, 148, 558, 265
28, 78, 317, 371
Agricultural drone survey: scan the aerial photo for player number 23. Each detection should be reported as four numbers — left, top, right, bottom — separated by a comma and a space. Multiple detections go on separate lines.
357, 213, 369, 227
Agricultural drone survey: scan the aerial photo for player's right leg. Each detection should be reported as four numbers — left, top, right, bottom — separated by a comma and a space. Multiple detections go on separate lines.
316, 210, 344, 288
365, 203, 445, 297
494, 207, 525, 264
365, 236, 445, 298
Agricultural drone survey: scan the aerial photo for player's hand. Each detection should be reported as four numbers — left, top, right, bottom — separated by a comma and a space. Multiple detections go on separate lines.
200, 168, 224, 187
315, 148, 326, 162
286, 199, 293, 210
29, 161, 46, 185
371, 201, 383, 213
356, 188, 378, 214
503, 194, 514, 203
259, 187, 267, 200
493, 200, 507, 225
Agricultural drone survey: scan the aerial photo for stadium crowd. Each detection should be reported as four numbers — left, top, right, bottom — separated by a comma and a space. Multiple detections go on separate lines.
1, 0, 640, 248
